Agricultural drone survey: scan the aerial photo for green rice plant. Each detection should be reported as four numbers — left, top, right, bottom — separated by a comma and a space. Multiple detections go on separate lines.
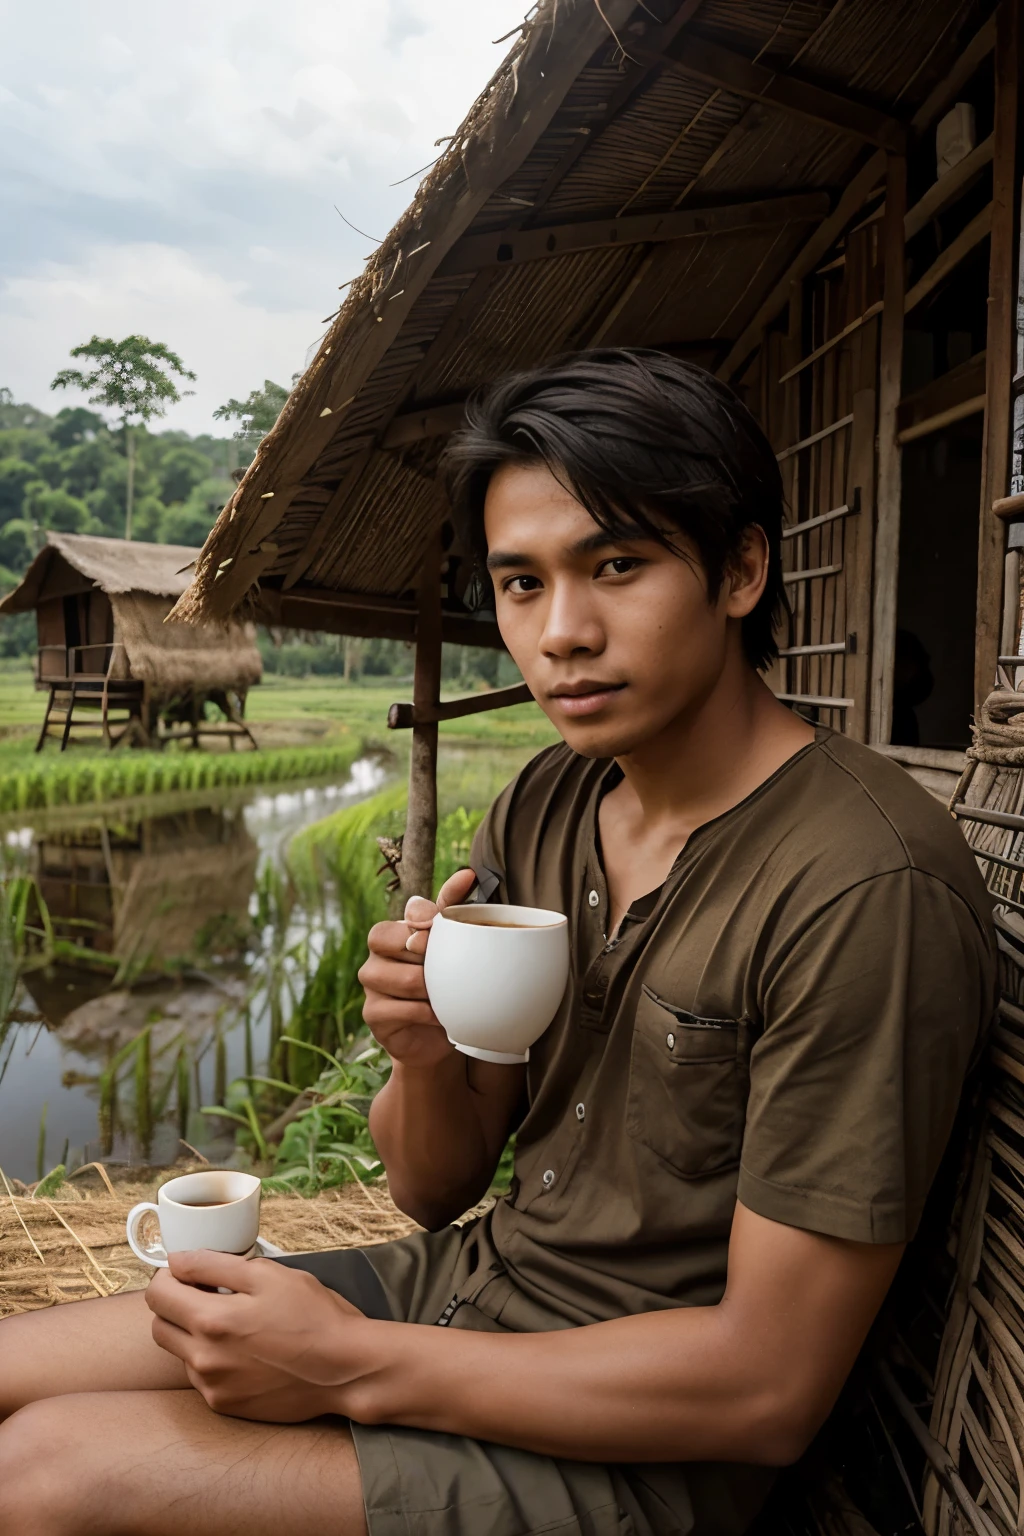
36, 1101, 48, 1183
0, 741, 362, 816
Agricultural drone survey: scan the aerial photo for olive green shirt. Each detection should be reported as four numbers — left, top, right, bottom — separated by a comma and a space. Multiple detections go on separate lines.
463, 727, 995, 1328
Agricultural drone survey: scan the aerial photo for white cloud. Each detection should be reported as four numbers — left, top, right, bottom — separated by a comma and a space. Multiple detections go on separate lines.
0, 0, 528, 433
2, 244, 322, 435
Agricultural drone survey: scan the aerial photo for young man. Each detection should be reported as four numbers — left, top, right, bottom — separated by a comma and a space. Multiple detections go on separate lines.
0, 350, 995, 1536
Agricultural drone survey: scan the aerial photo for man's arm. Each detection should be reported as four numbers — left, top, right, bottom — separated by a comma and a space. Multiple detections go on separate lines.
149, 1202, 902, 1465
360, 869, 524, 1228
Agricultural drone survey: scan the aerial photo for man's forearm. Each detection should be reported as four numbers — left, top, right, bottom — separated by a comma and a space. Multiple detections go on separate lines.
369, 1059, 493, 1226
330, 1309, 811, 1467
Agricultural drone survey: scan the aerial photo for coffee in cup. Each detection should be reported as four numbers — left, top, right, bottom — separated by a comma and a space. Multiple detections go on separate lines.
423, 902, 569, 1063
125, 1170, 261, 1268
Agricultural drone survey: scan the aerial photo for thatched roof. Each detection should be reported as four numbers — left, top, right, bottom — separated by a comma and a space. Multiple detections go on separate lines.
0, 533, 262, 696
172, 0, 991, 638
0, 533, 200, 611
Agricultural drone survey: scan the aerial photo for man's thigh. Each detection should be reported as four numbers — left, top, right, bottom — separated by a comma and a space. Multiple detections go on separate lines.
0, 1388, 365, 1536
0, 1289, 187, 1418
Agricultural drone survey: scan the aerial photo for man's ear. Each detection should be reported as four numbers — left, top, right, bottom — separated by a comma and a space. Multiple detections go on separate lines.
724, 525, 770, 620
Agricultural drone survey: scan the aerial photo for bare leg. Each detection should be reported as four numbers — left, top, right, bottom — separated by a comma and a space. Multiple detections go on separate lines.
0, 1290, 187, 1419
0, 1389, 367, 1536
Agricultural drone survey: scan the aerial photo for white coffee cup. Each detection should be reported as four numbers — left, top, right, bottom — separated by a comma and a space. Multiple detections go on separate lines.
423, 902, 569, 1064
125, 1170, 261, 1268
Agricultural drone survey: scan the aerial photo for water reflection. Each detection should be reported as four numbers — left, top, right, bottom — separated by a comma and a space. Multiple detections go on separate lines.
0, 755, 389, 1181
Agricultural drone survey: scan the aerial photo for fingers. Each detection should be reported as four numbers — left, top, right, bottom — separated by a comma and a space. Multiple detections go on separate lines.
403, 867, 477, 932
168, 1249, 257, 1294
359, 949, 429, 1002
404, 894, 438, 931
436, 866, 479, 912
366, 919, 427, 964
404, 927, 430, 957
361, 994, 436, 1030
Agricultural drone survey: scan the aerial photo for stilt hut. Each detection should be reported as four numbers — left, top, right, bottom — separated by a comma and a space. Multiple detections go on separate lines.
173, 7, 1024, 1526
1, 533, 262, 750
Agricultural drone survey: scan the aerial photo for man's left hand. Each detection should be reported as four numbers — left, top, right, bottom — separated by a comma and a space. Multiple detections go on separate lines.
146, 1252, 366, 1422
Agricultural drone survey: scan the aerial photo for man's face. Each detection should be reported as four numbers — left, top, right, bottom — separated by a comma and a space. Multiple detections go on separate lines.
484, 462, 763, 759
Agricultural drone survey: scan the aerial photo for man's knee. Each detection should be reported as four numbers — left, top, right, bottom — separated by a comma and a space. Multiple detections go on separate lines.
0, 1398, 86, 1534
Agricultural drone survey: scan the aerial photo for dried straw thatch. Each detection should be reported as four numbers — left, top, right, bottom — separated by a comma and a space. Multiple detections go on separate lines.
171, 0, 987, 639
0, 1164, 419, 1318
0, 533, 261, 700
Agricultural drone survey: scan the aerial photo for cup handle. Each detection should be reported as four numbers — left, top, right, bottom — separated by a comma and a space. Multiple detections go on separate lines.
125, 1202, 168, 1267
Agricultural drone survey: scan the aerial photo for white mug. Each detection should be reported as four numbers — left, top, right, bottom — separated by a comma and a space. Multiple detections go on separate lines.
424, 903, 569, 1064
125, 1170, 261, 1268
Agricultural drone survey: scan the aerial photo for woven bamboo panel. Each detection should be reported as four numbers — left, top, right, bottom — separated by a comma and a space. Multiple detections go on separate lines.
924, 747, 1024, 1536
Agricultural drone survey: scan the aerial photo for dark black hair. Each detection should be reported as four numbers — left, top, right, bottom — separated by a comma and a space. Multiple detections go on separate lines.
442, 348, 787, 672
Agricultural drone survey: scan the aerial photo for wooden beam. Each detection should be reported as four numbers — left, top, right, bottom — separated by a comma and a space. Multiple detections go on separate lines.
846, 391, 878, 742
255, 585, 504, 650
387, 682, 533, 729
783, 563, 843, 584
905, 135, 994, 241
401, 531, 443, 901
776, 413, 854, 462
778, 302, 882, 384
910, 14, 996, 136
904, 203, 992, 313
381, 402, 468, 450
896, 351, 987, 438
436, 193, 831, 277
994, 491, 1024, 520
718, 150, 886, 382
896, 395, 986, 445
869, 154, 907, 745
781, 498, 858, 540
641, 39, 905, 151
976, 0, 1019, 715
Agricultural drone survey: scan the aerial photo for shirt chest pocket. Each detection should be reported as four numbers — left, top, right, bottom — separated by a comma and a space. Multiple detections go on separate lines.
626, 985, 750, 1178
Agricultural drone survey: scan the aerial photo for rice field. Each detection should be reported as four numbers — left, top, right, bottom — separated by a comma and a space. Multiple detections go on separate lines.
0, 741, 364, 815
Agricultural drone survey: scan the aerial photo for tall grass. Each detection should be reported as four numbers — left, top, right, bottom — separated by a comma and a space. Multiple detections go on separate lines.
0, 742, 361, 816
208, 787, 487, 1191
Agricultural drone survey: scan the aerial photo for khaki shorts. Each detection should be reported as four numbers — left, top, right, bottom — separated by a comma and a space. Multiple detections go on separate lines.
275, 1226, 773, 1536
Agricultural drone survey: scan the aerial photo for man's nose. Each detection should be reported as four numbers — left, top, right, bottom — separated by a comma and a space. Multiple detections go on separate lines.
539, 581, 604, 658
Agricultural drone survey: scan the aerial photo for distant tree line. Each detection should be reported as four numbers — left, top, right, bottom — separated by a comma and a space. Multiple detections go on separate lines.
0, 337, 517, 688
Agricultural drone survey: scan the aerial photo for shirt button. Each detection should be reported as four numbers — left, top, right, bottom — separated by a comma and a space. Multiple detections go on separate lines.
575, 1103, 585, 1122
588, 889, 599, 908
542, 1169, 556, 1188
666, 1031, 675, 1050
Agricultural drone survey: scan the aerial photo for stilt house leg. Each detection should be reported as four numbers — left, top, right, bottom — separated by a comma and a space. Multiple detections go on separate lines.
401, 530, 443, 901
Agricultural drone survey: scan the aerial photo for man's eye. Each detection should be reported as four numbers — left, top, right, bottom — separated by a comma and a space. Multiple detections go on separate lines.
504, 574, 542, 595
600, 558, 641, 577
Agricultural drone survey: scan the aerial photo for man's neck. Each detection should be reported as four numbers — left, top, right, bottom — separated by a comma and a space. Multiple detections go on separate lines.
596, 666, 814, 928
606, 663, 815, 852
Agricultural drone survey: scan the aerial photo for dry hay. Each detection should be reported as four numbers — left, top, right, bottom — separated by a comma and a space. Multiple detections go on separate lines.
0, 1164, 420, 1317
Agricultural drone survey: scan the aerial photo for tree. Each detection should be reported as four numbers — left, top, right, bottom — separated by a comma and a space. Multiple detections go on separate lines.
51, 336, 196, 540
213, 378, 291, 442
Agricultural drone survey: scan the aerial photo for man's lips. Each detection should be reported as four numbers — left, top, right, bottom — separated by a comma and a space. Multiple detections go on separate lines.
547, 682, 627, 717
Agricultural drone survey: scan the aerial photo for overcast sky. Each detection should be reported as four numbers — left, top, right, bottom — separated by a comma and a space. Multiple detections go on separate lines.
1, 1, 527, 435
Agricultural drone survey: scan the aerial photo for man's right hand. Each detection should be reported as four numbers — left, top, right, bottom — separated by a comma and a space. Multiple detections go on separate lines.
358, 867, 478, 1069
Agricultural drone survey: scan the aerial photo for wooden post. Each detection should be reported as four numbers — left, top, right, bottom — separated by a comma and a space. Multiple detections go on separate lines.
846, 389, 877, 742
976, 0, 1020, 714
869, 152, 907, 744
401, 529, 443, 901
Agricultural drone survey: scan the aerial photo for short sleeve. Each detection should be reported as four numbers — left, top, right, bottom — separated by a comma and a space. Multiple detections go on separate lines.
468, 780, 515, 904
737, 868, 995, 1244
